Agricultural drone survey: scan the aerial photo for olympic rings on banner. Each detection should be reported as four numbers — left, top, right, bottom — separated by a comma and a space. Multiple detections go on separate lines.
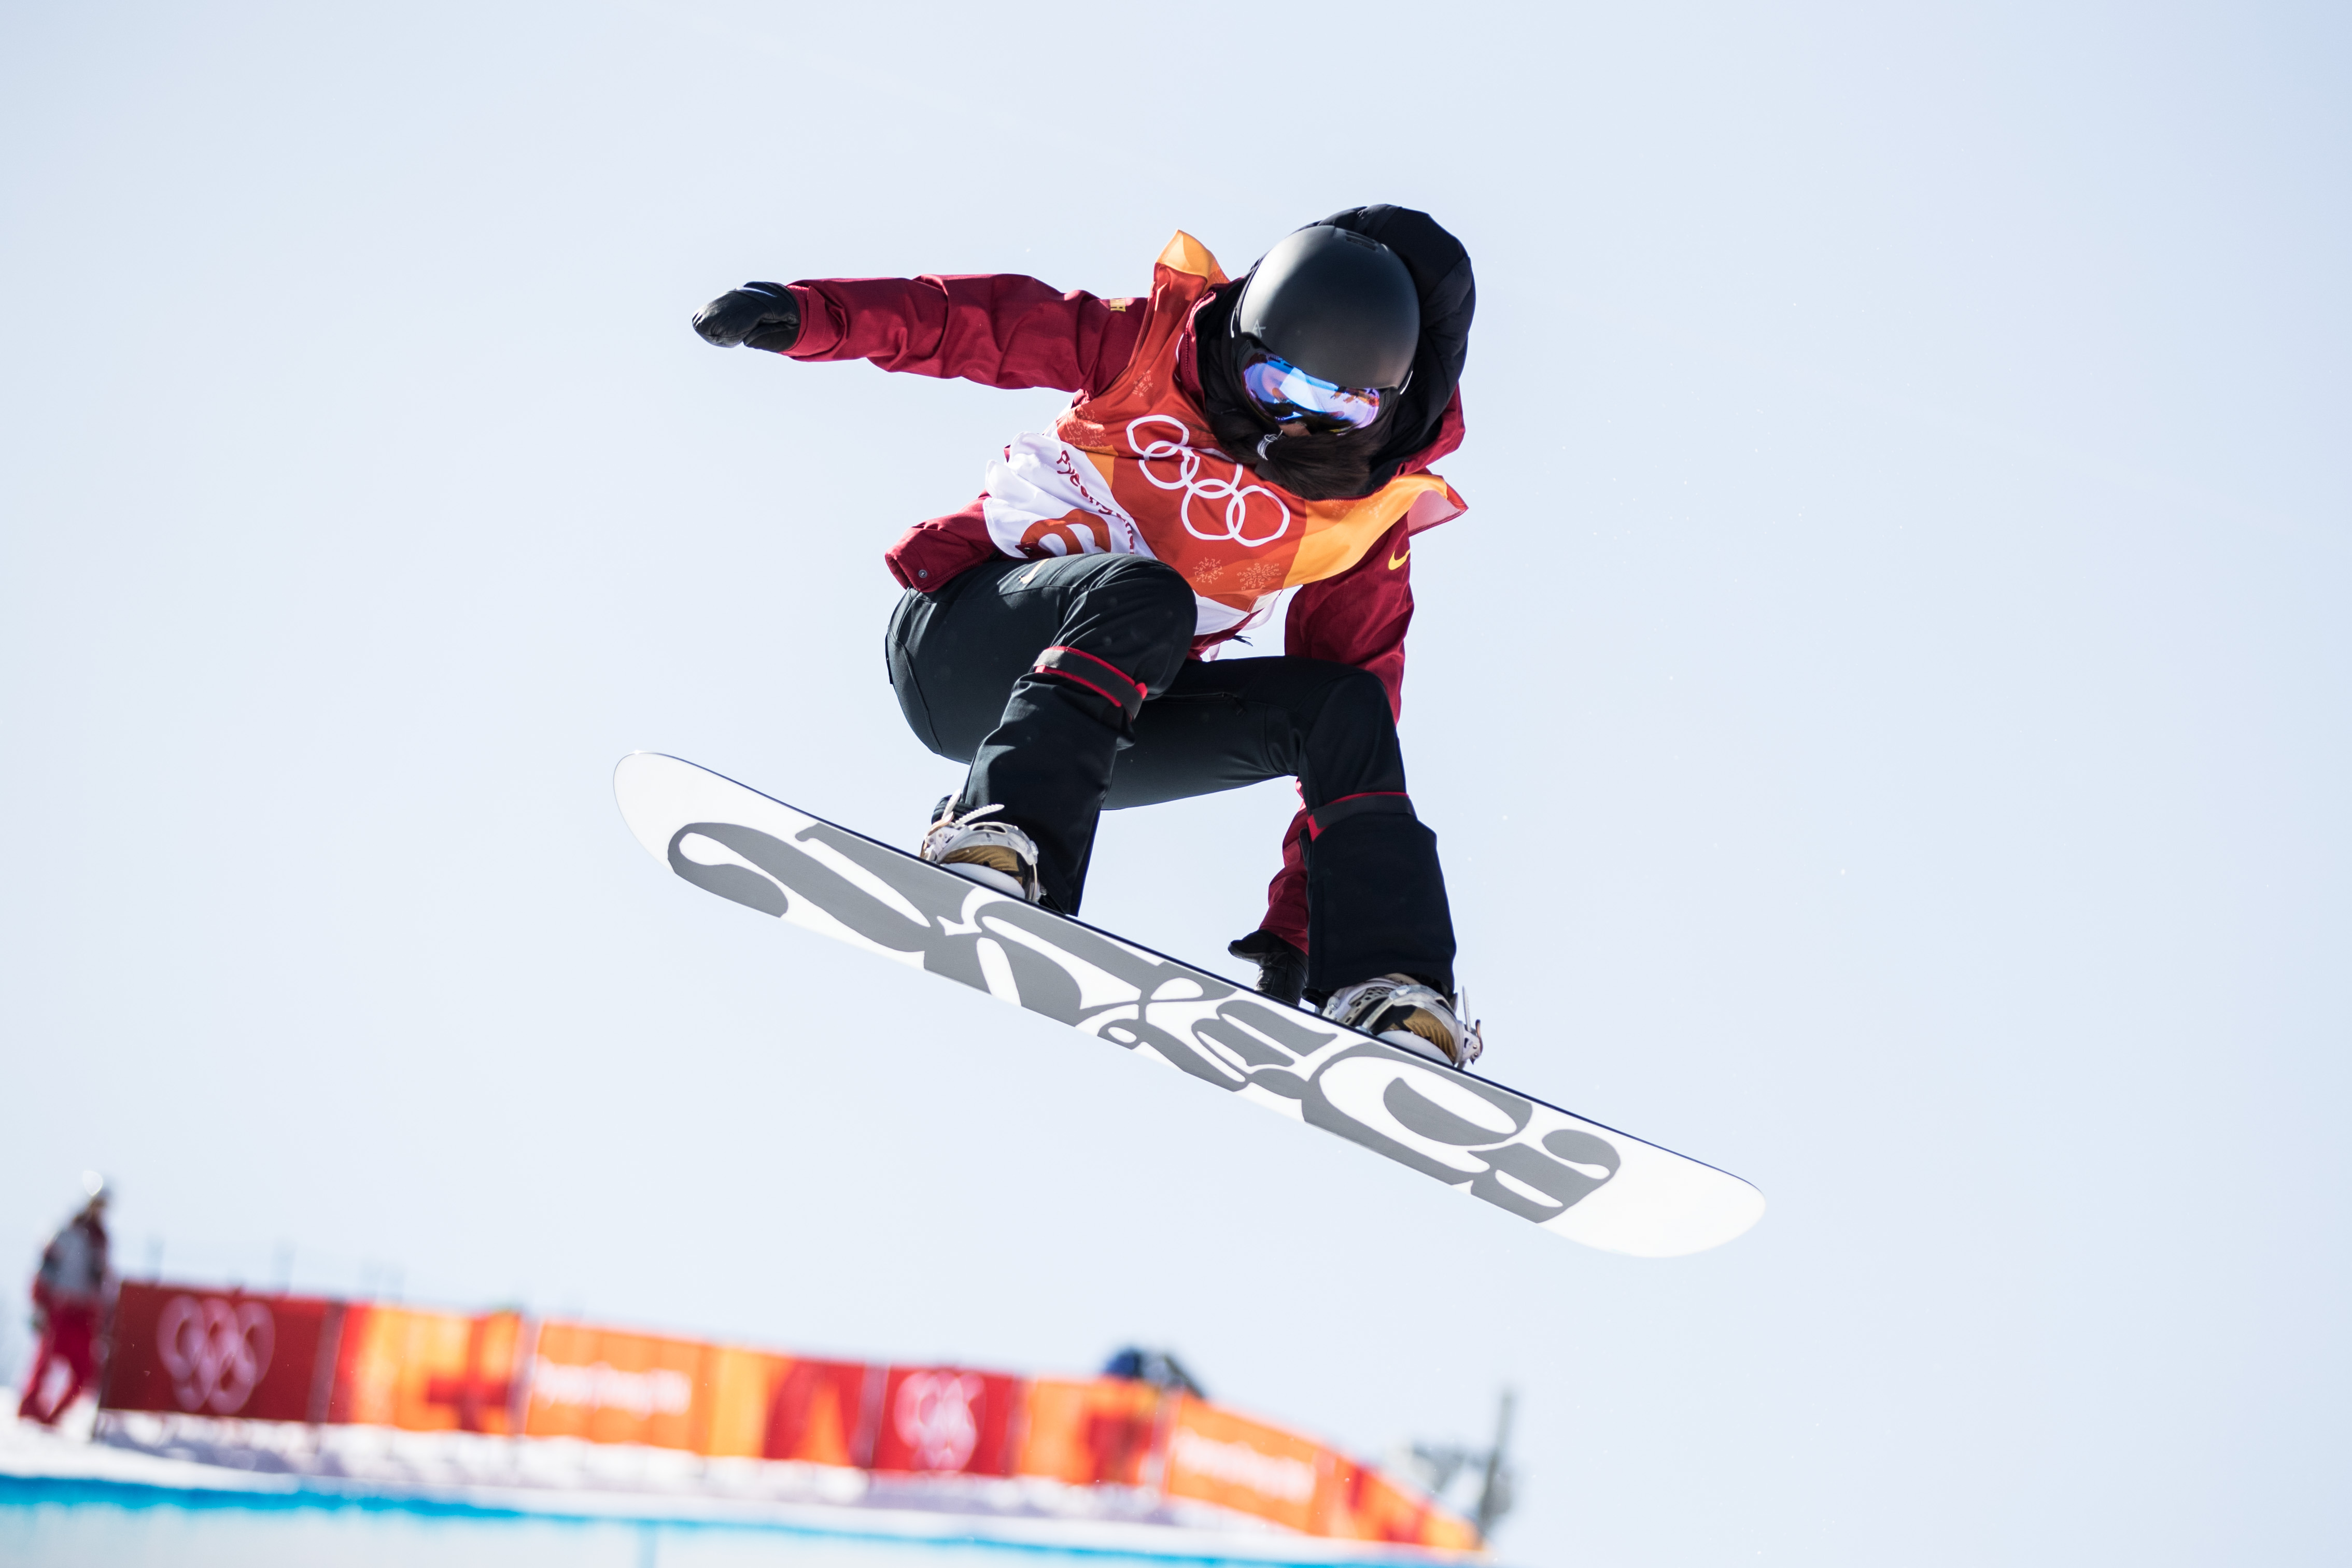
156, 1294, 276, 1415
894, 1370, 985, 1472
1126, 416, 1292, 548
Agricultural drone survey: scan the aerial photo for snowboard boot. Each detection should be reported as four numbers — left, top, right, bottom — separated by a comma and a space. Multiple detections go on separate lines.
920, 799, 1045, 903
1322, 974, 1484, 1068
1228, 929, 1309, 1008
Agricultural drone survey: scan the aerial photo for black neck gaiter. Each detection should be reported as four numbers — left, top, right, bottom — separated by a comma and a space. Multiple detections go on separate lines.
1191, 205, 1476, 505
1191, 285, 1400, 503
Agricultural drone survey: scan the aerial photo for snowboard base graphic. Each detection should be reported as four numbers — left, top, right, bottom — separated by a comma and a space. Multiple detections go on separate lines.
614, 753, 1764, 1256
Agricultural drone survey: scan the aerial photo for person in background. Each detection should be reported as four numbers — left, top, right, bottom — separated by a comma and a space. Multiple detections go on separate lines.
18, 1174, 112, 1426
1103, 1346, 1207, 1400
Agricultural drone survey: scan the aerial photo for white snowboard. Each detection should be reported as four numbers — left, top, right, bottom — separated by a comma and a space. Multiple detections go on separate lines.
614, 753, 1764, 1257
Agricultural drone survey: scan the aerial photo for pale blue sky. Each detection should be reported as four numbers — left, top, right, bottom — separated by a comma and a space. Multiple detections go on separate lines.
3, 2, 2347, 1563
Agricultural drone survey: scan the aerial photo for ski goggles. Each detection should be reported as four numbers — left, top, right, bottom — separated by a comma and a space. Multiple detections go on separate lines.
1238, 351, 1387, 432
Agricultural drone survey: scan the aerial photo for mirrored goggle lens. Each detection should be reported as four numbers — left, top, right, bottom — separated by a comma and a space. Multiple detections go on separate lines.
1240, 355, 1383, 431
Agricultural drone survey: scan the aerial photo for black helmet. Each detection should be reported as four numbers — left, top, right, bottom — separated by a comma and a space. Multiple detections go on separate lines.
1231, 225, 1421, 392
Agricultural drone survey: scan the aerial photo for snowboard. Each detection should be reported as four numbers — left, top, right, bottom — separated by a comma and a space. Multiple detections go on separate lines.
614, 753, 1765, 1257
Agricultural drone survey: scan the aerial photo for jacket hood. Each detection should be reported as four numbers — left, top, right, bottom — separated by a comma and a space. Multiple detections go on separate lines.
1189, 206, 1474, 499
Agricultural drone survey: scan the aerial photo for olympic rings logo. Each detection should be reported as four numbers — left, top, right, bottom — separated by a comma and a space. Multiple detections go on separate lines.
1126, 416, 1292, 548
893, 1370, 984, 1472
156, 1294, 275, 1415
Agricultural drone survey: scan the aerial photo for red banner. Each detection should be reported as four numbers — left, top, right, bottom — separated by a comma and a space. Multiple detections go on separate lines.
761, 1357, 875, 1465
870, 1366, 1023, 1477
102, 1281, 341, 1423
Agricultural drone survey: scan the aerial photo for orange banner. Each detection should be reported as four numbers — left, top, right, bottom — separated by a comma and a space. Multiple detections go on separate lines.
522, 1320, 782, 1454
1016, 1377, 1167, 1487
700, 1346, 787, 1459
1324, 1461, 1485, 1550
1162, 1395, 1329, 1534
330, 1304, 524, 1434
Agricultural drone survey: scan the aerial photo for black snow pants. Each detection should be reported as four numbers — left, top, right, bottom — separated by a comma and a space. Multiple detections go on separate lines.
884, 554, 1456, 996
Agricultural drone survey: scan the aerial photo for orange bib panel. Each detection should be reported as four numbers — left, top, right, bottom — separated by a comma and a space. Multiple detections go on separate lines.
979, 234, 1463, 637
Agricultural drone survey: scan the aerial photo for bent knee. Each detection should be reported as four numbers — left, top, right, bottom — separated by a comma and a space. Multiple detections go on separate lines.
1085, 557, 1198, 651
1318, 666, 1398, 731
1093, 557, 1195, 616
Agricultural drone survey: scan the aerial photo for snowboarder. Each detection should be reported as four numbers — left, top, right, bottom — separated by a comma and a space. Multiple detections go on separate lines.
691, 207, 1480, 1066
18, 1175, 111, 1426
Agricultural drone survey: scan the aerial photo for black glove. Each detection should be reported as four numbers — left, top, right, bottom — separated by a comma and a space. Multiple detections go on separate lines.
692, 282, 801, 352
1228, 930, 1308, 1008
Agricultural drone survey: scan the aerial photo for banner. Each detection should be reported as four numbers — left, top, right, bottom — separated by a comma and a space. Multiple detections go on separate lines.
1322, 1460, 1485, 1550
1162, 1395, 1329, 1534
329, 1303, 524, 1433
870, 1366, 1023, 1477
761, 1357, 875, 1465
524, 1320, 730, 1451
94, 1281, 1478, 1549
1016, 1376, 1166, 1487
102, 1281, 340, 1422
699, 1345, 790, 1459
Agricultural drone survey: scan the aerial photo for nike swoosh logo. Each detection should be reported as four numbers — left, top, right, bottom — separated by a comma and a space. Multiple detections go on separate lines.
1388, 548, 1412, 570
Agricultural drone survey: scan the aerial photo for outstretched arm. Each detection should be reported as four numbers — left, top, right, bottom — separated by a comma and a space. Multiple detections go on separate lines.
694, 273, 1144, 395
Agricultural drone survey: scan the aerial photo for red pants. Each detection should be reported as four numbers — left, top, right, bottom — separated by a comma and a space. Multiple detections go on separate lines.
17, 1304, 100, 1425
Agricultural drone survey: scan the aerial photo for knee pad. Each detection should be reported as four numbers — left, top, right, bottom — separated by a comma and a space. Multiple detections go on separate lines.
1032, 645, 1148, 722
1307, 789, 1416, 839
1039, 559, 1194, 713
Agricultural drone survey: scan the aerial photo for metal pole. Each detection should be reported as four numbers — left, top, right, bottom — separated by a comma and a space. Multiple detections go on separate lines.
1475, 1388, 1515, 1537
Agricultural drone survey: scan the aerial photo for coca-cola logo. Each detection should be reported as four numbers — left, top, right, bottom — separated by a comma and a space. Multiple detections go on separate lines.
893, 1371, 983, 1471
156, 1295, 275, 1415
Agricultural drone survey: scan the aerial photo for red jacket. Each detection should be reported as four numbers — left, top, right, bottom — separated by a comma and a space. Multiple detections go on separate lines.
777, 271, 1467, 952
